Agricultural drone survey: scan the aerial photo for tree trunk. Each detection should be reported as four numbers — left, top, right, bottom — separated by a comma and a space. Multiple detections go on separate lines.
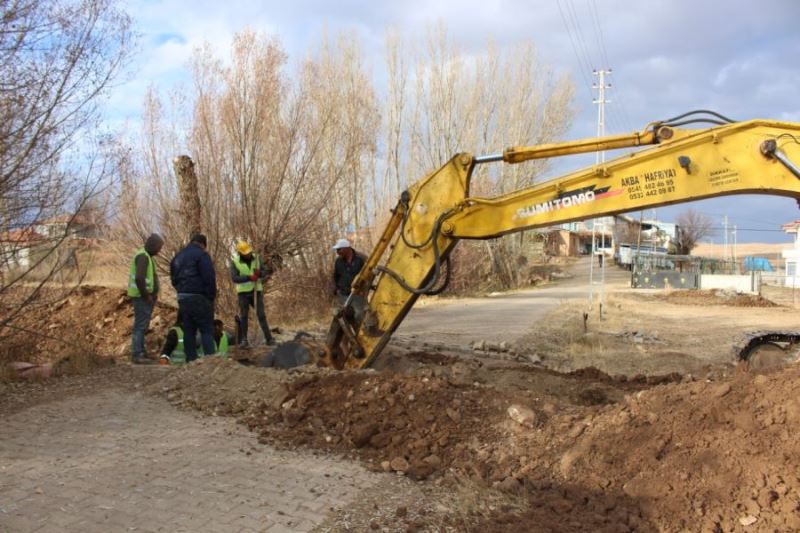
173, 155, 203, 237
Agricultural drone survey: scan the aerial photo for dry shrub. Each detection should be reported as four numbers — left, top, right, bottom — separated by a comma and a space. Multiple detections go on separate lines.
52, 346, 116, 377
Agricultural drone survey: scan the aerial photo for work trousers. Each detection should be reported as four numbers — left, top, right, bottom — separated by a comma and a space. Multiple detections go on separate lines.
179, 294, 216, 362
237, 290, 273, 344
131, 297, 154, 359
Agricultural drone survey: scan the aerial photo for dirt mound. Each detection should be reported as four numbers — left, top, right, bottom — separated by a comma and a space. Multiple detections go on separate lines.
487, 366, 800, 532
4, 285, 176, 363
157, 357, 646, 484
660, 288, 778, 307
155, 355, 800, 531
158, 358, 516, 481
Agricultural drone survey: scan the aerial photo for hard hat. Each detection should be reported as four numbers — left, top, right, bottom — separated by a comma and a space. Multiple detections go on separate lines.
332, 238, 352, 250
236, 240, 253, 255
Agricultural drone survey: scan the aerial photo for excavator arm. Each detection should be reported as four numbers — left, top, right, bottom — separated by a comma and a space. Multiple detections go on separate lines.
322, 113, 800, 369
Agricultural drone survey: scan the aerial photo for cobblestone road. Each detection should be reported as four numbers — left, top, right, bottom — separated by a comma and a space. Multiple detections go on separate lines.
0, 389, 382, 532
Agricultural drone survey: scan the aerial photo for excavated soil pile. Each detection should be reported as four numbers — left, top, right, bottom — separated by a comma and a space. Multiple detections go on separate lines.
5, 286, 176, 363
156, 356, 800, 531
482, 366, 800, 532
659, 288, 777, 307
157, 357, 653, 484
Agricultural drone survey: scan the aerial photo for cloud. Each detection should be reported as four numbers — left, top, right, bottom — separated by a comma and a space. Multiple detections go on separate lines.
102, 0, 800, 242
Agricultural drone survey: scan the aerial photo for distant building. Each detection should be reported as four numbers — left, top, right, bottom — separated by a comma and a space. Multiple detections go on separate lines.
781, 220, 800, 284
0, 228, 46, 269
33, 214, 101, 240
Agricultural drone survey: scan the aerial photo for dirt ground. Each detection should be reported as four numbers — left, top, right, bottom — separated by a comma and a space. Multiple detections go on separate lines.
3, 276, 800, 531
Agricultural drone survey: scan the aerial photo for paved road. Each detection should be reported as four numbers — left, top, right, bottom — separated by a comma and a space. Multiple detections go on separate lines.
395, 257, 631, 347
0, 389, 383, 533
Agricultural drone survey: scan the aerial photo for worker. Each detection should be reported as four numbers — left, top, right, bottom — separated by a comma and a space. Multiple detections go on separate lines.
170, 233, 216, 362
199, 319, 233, 358
332, 238, 365, 305
213, 319, 233, 357
159, 316, 185, 365
230, 240, 275, 347
127, 233, 164, 364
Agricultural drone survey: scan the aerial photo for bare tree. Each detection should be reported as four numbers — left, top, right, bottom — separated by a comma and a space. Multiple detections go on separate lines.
396, 24, 575, 291
675, 208, 715, 254
115, 29, 379, 319
0, 0, 132, 333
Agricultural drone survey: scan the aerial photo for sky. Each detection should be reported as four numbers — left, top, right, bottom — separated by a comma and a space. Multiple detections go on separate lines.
110, 0, 800, 244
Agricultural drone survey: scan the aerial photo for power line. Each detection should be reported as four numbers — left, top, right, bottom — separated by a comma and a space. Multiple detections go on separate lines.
556, 0, 594, 99
584, 0, 634, 133
588, 0, 610, 69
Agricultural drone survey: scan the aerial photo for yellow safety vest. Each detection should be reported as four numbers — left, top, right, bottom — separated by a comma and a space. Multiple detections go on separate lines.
169, 326, 186, 365
127, 248, 154, 297
232, 254, 263, 293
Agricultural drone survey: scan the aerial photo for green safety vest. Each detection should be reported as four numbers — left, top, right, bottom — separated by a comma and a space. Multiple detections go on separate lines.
217, 334, 229, 358
169, 326, 186, 365
127, 248, 155, 298
198, 333, 229, 358
232, 254, 263, 293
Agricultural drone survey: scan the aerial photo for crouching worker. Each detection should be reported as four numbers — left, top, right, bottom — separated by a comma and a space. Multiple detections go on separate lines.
159, 318, 186, 365
211, 319, 233, 358
164, 319, 232, 363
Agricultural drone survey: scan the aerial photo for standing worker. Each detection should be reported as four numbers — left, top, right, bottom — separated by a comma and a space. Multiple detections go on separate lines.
332, 238, 365, 305
128, 233, 164, 364
170, 234, 217, 362
230, 240, 275, 347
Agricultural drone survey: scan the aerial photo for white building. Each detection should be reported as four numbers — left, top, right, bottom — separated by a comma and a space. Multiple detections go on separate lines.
781, 220, 800, 285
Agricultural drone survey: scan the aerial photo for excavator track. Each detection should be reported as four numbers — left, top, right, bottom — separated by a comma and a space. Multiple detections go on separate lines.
735, 332, 800, 370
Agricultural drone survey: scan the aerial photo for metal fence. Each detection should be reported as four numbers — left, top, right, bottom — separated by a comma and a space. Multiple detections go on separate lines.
632, 254, 740, 275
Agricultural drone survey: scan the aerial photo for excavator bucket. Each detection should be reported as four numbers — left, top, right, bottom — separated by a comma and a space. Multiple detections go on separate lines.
257, 334, 332, 369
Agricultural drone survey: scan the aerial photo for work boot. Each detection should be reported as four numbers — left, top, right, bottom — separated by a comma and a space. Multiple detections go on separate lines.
132, 356, 156, 365
266, 338, 277, 346
239, 340, 251, 350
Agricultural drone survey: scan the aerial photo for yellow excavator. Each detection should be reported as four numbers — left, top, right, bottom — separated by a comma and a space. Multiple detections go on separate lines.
311, 111, 800, 369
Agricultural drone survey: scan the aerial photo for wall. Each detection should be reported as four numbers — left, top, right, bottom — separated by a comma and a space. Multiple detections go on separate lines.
699, 274, 758, 294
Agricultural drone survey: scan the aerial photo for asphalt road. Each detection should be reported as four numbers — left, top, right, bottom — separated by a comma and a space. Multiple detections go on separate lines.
394, 256, 631, 347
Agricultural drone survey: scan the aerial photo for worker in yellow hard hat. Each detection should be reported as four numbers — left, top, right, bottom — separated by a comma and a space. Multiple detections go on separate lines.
230, 240, 275, 347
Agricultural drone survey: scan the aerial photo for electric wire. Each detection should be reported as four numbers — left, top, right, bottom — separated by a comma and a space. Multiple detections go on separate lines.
556, 0, 594, 99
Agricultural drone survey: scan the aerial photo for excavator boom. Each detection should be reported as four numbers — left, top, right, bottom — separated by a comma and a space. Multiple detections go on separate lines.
322, 113, 800, 369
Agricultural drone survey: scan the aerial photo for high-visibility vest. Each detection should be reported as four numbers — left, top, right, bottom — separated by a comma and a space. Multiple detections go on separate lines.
217, 334, 229, 358
198, 333, 229, 358
169, 326, 186, 365
127, 248, 155, 297
232, 254, 263, 293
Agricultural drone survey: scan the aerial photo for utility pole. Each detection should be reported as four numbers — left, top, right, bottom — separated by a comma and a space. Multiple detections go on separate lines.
590, 69, 612, 307
732, 225, 737, 272
593, 69, 612, 163
723, 215, 729, 262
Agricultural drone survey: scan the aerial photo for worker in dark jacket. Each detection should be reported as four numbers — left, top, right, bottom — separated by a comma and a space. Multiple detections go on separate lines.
230, 240, 275, 347
332, 238, 365, 305
170, 234, 216, 362
127, 233, 164, 364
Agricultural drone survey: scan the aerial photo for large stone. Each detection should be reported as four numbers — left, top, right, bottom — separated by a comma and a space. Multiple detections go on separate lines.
738, 515, 757, 527
390, 456, 410, 473
349, 423, 379, 448
507, 404, 537, 427
712, 383, 731, 398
